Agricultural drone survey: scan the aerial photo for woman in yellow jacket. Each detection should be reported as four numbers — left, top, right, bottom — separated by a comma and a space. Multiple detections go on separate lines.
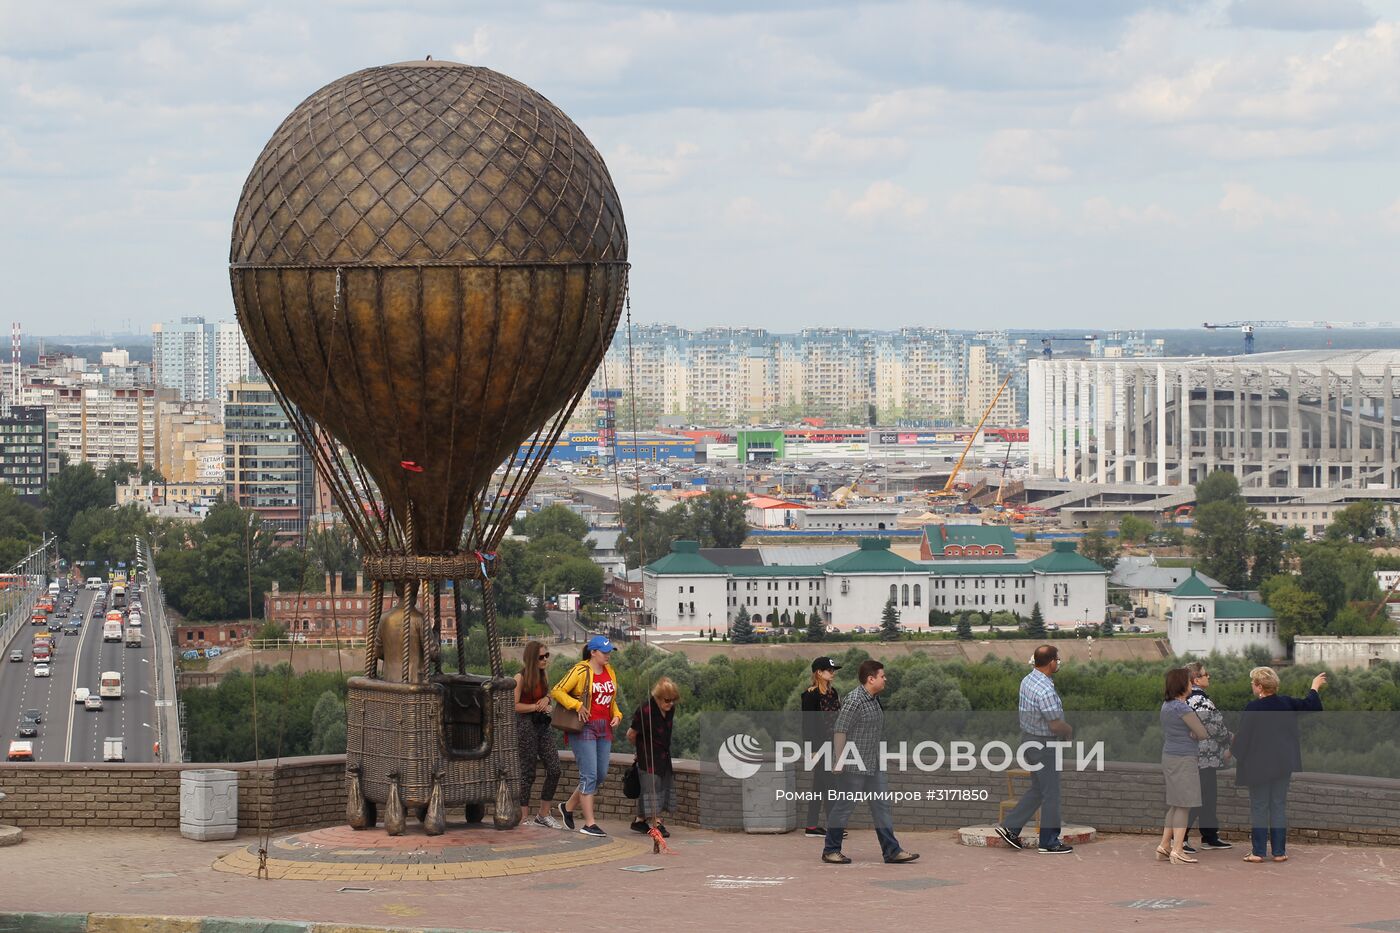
550, 635, 622, 837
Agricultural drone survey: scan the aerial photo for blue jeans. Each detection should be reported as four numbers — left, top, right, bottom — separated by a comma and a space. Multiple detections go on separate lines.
1248, 776, 1290, 857
824, 770, 902, 860
1002, 738, 1062, 849
572, 722, 612, 795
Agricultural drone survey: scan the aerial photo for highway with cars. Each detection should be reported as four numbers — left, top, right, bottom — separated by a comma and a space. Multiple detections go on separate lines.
2, 579, 157, 763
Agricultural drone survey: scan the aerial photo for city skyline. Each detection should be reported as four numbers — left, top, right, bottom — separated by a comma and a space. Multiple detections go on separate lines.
5, 2, 1400, 333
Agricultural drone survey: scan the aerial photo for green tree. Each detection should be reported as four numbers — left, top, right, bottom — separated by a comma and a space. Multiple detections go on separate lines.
805, 612, 826, 642
1118, 514, 1154, 544
1260, 575, 1328, 644
956, 614, 974, 640
515, 504, 590, 543
306, 523, 361, 583
1193, 499, 1251, 590
1248, 520, 1286, 588
617, 494, 672, 570
1326, 501, 1387, 543
532, 599, 548, 624
0, 485, 43, 568
731, 613, 756, 645
44, 462, 114, 544
101, 460, 165, 489
310, 689, 346, 754
1100, 615, 1115, 636
1080, 528, 1120, 571
675, 490, 750, 549
880, 599, 901, 640
1195, 469, 1241, 506
255, 620, 287, 641
1026, 603, 1047, 639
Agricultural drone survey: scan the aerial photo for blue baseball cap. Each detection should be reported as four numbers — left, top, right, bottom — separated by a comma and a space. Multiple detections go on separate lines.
586, 635, 615, 654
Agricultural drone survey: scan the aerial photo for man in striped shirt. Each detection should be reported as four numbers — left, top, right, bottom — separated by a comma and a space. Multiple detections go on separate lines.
995, 644, 1074, 854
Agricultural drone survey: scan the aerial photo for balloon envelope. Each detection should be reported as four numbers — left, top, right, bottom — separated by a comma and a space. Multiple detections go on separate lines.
230, 62, 627, 553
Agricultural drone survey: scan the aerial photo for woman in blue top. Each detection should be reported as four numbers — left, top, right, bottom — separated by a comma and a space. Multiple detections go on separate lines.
1231, 666, 1326, 863
1156, 667, 1209, 864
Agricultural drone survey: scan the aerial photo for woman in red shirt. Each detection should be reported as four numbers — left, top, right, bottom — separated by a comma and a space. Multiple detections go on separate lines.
550, 635, 622, 837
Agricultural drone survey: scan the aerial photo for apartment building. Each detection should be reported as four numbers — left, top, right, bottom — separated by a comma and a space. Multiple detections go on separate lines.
16, 380, 159, 469
0, 406, 54, 500
156, 399, 225, 484
224, 381, 314, 542
152, 317, 257, 414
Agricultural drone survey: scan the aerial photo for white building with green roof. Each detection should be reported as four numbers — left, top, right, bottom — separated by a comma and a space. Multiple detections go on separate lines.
642, 538, 1109, 633
1167, 570, 1284, 657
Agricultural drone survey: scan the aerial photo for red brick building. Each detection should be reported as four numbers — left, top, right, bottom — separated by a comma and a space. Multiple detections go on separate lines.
263, 573, 460, 641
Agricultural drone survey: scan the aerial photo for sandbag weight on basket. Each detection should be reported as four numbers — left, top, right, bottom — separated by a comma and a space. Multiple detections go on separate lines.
424, 771, 447, 836
384, 773, 406, 836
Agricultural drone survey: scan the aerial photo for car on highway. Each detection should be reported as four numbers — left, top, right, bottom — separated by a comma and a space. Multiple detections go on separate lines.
33, 664, 50, 678
73, 688, 90, 704
7, 740, 34, 761
84, 696, 104, 711
22, 708, 41, 724
64, 623, 79, 635
7, 650, 21, 662
16, 721, 37, 738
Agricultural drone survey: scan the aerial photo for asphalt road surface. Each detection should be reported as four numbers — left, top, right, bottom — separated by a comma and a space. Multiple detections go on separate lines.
2, 585, 157, 763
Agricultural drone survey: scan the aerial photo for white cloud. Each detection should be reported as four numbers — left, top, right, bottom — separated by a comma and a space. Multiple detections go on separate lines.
607, 141, 700, 194
946, 185, 1061, 230
980, 129, 1071, 183
1382, 197, 1400, 233
830, 180, 929, 224
849, 87, 946, 133
802, 127, 910, 168
1228, 0, 1378, 32
1217, 182, 1318, 229
1080, 196, 1178, 232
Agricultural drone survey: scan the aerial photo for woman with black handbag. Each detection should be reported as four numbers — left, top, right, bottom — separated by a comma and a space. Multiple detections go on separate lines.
550, 635, 622, 837
514, 640, 563, 828
627, 676, 680, 838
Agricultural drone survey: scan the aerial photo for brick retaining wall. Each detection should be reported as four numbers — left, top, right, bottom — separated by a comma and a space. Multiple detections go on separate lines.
2, 755, 1396, 844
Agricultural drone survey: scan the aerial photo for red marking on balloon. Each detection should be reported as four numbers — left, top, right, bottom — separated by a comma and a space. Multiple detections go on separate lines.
399, 460, 424, 473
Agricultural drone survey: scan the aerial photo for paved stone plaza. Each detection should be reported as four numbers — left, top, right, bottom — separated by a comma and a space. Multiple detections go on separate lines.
4, 827, 1400, 932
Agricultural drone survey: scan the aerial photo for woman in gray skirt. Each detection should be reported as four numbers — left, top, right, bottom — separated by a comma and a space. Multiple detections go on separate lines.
1156, 667, 1210, 864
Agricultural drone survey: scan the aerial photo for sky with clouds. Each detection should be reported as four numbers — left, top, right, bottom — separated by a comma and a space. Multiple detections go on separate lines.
4, 0, 1400, 335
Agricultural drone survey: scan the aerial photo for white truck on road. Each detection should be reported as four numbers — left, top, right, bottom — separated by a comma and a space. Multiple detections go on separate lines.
103, 738, 124, 762
125, 626, 143, 648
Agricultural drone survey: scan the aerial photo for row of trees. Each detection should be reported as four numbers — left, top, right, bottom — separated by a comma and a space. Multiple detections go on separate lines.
179, 642, 1400, 762
618, 490, 748, 570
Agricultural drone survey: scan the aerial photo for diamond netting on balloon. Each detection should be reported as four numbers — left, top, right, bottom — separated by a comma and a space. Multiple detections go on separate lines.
231, 63, 627, 267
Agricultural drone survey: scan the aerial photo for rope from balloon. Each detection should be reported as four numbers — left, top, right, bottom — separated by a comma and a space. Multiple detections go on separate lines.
360, 550, 506, 680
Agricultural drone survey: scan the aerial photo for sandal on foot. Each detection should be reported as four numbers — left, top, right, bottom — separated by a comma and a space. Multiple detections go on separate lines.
1155, 846, 1171, 861
1272, 855, 1289, 863
1243, 854, 1265, 863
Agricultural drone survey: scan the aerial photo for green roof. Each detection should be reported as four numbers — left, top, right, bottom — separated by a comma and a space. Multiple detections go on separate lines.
1029, 541, 1108, 575
1215, 598, 1274, 620
923, 524, 1017, 557
823, 538, 922, 574
925, 561, 1034, 577
645, 540, 726, 575
728, 564, 826, 577
1169, 571, 1217, 598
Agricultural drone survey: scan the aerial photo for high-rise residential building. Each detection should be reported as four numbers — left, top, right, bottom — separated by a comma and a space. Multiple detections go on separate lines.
15, 381, 159, 470
0, 406, 54, 500
577, 325, 1158, 429
152, 317, 257, 413
223, 381, 313, 542
156, 399, 225, 484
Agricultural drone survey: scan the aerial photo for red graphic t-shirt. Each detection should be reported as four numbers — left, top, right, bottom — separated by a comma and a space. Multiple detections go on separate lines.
588, 668, 615, 722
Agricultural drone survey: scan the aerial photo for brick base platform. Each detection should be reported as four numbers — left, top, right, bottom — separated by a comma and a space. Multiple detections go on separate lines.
213, 817, 649, 881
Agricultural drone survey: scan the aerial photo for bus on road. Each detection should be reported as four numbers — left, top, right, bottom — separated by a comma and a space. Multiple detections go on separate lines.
100, 671, 122, 698
102, 619, 123, 642
111, 585, 127, 610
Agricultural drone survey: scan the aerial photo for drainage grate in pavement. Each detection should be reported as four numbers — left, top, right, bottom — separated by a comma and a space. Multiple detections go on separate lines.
872, 878, 961, 891
1114, 898, 1207, 911
1351, 922, 1400, 931
337, 886, 374, 893
619, 864, 665, 872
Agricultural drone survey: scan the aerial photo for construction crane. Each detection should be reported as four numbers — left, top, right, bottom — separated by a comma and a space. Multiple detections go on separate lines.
1203, 320, 1399, 355
929, 371, 1014, 504
1039, 335, 1100, 359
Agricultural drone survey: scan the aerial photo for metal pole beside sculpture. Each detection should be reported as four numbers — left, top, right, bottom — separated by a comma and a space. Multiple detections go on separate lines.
229, 61, 628, 834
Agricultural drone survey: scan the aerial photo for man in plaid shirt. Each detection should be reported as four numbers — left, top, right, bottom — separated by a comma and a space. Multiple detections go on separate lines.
822, 660, 919, 865
995, 644, 1075, 854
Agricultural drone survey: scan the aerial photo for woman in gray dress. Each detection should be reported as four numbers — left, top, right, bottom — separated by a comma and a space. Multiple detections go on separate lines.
1157, 667, 1210, 864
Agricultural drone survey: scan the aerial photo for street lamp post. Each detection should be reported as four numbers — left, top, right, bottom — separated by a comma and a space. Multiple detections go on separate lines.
708, 611, 712, 639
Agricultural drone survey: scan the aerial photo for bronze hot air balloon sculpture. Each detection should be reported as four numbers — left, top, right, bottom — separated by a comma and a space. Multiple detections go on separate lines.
230, 61, 627, 834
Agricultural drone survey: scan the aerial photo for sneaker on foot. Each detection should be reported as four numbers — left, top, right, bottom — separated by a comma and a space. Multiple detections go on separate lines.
1200, 839, 1233, 850
630, 819, 651, 835
805, 826, 826, 837
994, 825, 1024, 850
821, 851, 852, 864
535, 814, 563, 830
656, 823, 670, 839
1039, 842, 1074, 854
1182, 843, 1197, 854
557, 802, 575, 831
579, 823, 607, 837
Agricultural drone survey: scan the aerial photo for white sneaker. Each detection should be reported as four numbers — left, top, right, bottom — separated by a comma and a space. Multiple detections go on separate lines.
535, 814, 563, 830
